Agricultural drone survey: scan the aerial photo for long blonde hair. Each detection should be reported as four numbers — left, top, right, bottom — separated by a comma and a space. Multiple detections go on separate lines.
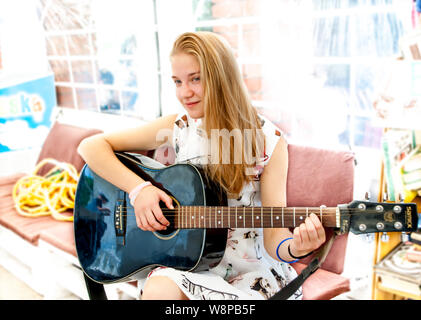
171, 31, 263, 197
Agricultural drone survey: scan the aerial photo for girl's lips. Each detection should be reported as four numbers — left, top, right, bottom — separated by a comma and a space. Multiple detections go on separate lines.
185, 101, 200, 107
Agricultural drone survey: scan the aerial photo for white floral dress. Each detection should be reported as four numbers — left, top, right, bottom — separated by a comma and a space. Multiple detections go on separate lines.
138, 113, 302, 300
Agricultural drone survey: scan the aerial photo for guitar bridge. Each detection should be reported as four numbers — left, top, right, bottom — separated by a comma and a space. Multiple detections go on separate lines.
114, 190, 127, 246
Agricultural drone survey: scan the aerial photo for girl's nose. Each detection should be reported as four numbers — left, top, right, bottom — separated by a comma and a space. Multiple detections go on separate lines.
180, 83, 194, 98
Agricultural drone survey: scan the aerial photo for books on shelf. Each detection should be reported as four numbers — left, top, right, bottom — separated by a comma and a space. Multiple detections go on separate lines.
381, 129, 418, 201
374, 242, 421, 297
403, 179, 421, 192
400, 145, 421, 193
402, 170, 421, 185
401, 147, 421, 172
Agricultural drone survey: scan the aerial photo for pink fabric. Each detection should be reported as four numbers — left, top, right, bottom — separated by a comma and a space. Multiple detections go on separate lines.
0, 123, 103, 246
39, 223, 77, 256
36, 122, 102, 175
0, 182, 60, 244
286, 144, 355, 208
286, 144, 355, 275
0, 173, 26, 187
292, 262, 350, 300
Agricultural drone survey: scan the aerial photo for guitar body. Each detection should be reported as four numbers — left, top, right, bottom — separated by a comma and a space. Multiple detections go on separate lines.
74, 153, 227, 284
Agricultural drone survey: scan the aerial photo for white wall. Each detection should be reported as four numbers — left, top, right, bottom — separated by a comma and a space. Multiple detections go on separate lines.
0, 0, 49, 78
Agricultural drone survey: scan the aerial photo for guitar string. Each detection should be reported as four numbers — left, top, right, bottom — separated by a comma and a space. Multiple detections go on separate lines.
109, 207, 414, 228
116, 206, 406, 213
114, 208, 411, 215
114, 208, 404, 213
108, 209, 412, 228
112, 209, 408, 217
110, 206, 414, 217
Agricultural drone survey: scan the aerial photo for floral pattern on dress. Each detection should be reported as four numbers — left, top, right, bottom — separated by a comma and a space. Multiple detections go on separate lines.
138, 113, 302, 300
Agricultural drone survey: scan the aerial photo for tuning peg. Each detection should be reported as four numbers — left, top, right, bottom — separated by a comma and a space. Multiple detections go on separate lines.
364, 192, 371, 201
381, 232, 389, 242
363, 234, 374, 243
401, 232, 409, 242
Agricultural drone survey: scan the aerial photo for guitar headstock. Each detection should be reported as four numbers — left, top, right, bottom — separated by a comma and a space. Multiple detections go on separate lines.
338, 200, 418, 234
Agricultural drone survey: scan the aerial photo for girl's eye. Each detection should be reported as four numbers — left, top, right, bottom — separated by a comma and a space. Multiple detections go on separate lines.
192, 77, 200, 82
174, 79, 182, 86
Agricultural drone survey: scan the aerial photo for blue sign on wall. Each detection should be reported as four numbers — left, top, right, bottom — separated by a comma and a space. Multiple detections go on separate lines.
0, 73, 56, 152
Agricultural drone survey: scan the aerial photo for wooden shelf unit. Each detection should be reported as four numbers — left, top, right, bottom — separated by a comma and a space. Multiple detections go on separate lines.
371, 138, 421, 300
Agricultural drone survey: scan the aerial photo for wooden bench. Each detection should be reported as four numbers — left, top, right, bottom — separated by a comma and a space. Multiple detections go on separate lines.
0, 122, 140, 299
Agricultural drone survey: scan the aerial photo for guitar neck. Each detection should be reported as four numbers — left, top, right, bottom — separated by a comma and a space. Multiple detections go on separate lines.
172, 206, 339, 229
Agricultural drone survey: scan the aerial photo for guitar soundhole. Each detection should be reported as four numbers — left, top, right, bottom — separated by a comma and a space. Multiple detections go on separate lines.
155, 226, 177, 236
153, 201, 178, 238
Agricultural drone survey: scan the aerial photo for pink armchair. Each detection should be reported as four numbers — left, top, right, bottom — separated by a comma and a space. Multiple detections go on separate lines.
153, 143, 355, 300
286, 144, 354, 300
0, 122, 354, 300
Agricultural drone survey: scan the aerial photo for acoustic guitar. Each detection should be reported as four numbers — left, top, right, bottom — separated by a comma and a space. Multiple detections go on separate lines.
74, 152, 419, 284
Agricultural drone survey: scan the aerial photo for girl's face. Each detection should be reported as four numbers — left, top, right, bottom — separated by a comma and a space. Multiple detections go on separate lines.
171, 53, 204, 119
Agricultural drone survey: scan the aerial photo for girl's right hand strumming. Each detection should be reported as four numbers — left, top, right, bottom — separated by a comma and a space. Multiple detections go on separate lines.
133, 185, 173, 231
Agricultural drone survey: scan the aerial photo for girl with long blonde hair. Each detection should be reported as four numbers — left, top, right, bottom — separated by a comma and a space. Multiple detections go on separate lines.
78, 31, 326, 300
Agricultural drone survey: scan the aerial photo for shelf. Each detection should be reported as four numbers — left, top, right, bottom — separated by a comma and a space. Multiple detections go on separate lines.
377, 283, 421, 300
372, 139, 421, 299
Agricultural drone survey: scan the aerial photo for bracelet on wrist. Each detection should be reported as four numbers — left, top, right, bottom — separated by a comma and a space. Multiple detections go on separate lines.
276, 237, 298, 264
129, 181, 152, 206
288, 244, 314, 260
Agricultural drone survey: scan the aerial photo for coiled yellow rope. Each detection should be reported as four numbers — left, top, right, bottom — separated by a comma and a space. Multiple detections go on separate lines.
12, 159, 79, 222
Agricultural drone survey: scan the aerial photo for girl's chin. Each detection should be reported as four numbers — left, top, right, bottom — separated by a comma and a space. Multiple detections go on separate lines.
185, 109, 204, 119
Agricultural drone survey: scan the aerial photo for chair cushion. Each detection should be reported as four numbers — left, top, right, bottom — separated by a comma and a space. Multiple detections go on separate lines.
292, 262, 351, 300
0, 172, 27, 186
286, 144, 354, 208
0, 207, 60, 244
0, 174, 24, 213
0, 177, 60, 244
286, 144, 354, 275
299, 230, 349, 275
39, 223, 77, 256
36, 122, 103, 176
0, 124, 103, 245
0, 173, 25, 199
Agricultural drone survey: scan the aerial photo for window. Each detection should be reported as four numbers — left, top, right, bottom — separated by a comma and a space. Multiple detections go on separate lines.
190, 0, 413, 151
310, 0, 412, 149
43, 0, 160, 120
40, 0, 413, 151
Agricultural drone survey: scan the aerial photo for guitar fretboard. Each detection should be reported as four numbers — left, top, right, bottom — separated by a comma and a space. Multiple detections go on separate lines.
172, 206, 338, 229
